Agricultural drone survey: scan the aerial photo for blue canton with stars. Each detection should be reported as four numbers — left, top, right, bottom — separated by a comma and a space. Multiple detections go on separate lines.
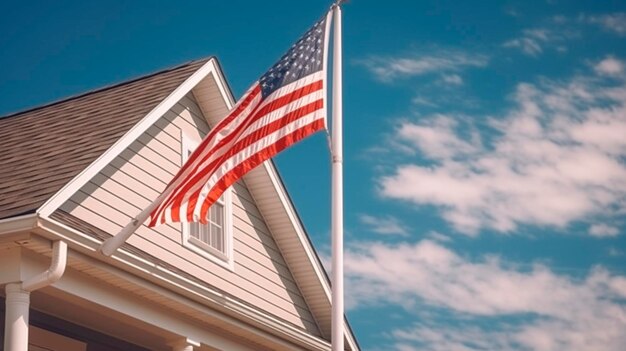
258, 15, 327, 98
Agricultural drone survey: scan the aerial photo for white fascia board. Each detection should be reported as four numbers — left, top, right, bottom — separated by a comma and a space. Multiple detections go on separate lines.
35, 216, 332, 351
37, 59, 221, 219
209, 59, 236, 110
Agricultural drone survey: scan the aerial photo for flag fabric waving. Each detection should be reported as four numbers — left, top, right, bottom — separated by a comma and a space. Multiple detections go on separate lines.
148, 13, 331, 227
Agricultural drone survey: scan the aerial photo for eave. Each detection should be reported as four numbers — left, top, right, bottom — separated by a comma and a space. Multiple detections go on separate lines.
0, 214, 333, 350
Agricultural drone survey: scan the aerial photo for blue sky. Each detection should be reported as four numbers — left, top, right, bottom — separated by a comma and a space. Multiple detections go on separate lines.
2, 1, 626, 350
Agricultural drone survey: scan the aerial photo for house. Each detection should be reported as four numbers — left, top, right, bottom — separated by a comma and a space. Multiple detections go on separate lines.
0, 57, 360, 351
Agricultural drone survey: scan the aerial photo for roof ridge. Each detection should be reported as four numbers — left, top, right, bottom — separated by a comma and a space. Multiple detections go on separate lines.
0, 56, 213, 119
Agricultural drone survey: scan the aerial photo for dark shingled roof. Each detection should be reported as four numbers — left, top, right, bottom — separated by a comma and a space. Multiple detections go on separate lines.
0, 58, 211, 219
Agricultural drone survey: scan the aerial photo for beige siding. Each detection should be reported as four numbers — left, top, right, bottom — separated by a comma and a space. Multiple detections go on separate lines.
60, 90, 320, 335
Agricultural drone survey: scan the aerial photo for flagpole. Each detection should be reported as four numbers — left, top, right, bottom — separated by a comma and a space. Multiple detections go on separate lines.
331, 3, 344, 351
99, 199, 155, 256
98, 191, 169, 256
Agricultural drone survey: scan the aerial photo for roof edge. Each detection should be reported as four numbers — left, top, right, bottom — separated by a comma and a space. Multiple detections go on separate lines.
36, 57, 220, 218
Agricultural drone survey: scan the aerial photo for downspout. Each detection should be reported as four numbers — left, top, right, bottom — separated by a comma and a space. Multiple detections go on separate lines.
22, 240, 68, 291
4, 240, 68, 351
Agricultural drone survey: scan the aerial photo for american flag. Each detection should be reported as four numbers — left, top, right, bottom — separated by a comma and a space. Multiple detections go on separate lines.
149, 13, 331, 226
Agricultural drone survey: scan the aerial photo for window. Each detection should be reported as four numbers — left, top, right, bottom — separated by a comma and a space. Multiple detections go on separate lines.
189, 197, 225, 253
181, 134, 233, 269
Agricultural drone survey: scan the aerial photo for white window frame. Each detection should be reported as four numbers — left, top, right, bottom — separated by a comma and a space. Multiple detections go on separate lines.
181, 133, 234, 270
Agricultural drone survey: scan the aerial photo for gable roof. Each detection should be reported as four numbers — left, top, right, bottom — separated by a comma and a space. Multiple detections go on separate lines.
0, 57, 360, 350
0, 58, 210, 219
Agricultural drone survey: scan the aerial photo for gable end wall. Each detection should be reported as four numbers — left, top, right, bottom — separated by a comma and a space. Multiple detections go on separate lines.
58, 89, 321, 336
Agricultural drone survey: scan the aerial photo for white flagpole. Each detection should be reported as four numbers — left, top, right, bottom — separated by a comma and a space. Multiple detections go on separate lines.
331, 3, 344, 351
98, 192, 168, 256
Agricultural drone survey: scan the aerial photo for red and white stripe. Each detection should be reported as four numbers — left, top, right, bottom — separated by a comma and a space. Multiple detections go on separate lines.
148, 71, 326, 226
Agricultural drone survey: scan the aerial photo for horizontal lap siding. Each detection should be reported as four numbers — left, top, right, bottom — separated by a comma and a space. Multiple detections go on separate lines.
61, 91, 319, 335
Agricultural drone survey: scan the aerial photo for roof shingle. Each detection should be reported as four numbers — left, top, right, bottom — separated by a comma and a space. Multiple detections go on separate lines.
0, 58, 210, 219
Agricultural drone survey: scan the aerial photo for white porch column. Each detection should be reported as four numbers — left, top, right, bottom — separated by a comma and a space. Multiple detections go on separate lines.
3, 283, 31, 351
168, 338, 200, 351
3, 240, 67, 351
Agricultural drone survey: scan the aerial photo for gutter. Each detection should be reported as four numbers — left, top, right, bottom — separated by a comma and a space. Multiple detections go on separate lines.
0, 213, 37, 238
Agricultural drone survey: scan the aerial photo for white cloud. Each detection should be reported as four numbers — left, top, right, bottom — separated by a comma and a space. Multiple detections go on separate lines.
378, 68, 626, 234
504, 37, 543, 57
427, 231, 452, 242
411, 95, 437, 107
345, 240, 626, 351
586, 13, 626, 35
589, 223, 620, 237
359, 214, 409, 236
595, 56, 624, 76
441, 74, 463, 86
503, 29, 550, 56
503, 28, 575, 56
356, 50, 488, 82
395, 115, 481, 160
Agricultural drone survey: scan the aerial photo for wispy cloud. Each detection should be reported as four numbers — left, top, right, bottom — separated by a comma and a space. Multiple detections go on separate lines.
345, 240, 626, 351
378, 59, 626, 235
411, 95, 437, 107
589, 223, 620, 238
594, 56, 625, 76
503, 29, 548, 56
356, 50, 488, 82
359, 214, 409, 236
584, 13, 626, 36
427, 231, 452, 243
440, 74, 463, 86
503, 28, 573, 56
